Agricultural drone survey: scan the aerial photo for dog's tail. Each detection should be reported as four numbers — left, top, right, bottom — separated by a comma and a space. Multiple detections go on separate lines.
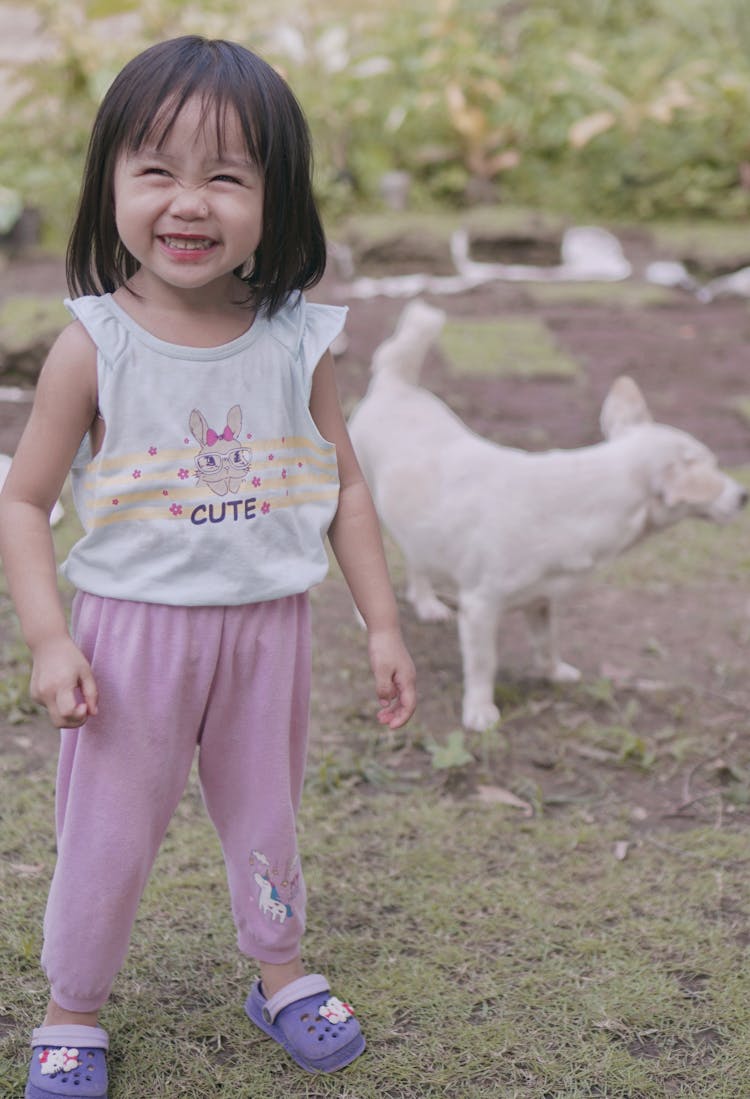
371, 300, 447, 383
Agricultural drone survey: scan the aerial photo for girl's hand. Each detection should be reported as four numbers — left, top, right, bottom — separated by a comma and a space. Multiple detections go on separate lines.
30, 636, 99, 728
368, 628, 416, 730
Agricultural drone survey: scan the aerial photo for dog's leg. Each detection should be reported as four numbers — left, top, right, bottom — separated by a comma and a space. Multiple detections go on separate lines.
458, 592, 501, 731
407, 568, 454, 622
522, 598, 581, 683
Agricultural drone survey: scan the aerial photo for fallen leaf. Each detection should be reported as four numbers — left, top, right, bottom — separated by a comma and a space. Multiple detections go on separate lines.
10, 862, 45, 878
476, 785, 533, 816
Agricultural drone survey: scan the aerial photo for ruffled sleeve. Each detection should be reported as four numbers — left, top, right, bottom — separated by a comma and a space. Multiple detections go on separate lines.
298, 302, 348, 399
64, 295, 130, 368
269, 292, 348, 401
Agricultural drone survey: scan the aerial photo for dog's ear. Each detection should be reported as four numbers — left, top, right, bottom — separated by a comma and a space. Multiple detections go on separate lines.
600, 375, 653, 439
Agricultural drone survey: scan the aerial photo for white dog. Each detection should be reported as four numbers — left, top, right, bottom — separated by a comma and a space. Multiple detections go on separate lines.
349, 301, 747, 731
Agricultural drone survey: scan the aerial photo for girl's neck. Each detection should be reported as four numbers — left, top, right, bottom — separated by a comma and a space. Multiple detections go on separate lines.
112, 273, 256, 348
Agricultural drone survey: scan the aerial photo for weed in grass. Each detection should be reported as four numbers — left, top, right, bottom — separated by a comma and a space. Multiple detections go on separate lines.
476, 723, 506, 775
581, 677, 617, 707
424, 728, 474, 771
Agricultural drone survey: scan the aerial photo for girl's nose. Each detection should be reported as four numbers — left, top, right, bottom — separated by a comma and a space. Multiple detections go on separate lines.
169, 187, 209, 219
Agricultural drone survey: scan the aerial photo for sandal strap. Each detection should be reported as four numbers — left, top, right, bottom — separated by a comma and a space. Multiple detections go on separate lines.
262, 973, 330, 1024
31, 1024, 109, 1050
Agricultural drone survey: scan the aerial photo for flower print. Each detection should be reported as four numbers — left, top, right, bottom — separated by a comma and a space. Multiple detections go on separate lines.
148, 446, 158, 456
178, 468, 190, 480
281, 469, 287, 479
252, 476, 261, 488
268, 453, 274, 461
162, 489, 169, 496
112, 498, 119, 506
132, 469, 142, 479
297, 462, 303, 468
169, 503, 183, 516
261, 501, 271, 515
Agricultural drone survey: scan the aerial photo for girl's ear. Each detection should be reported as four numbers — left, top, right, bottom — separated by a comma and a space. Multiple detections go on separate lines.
189, 408, 208, 445
227, 404, 242, 437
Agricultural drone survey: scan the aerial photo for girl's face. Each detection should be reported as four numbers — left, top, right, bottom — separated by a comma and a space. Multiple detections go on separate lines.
112, 96, 264, 301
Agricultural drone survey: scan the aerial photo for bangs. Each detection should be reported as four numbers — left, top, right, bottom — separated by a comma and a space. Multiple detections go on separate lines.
121, 55, 264, 169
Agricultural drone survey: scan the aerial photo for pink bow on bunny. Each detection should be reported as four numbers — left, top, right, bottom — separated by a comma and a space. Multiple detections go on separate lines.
205, 425, 236, 446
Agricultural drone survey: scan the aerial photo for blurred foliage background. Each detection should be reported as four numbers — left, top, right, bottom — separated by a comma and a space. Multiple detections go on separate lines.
1, 0, 750, 245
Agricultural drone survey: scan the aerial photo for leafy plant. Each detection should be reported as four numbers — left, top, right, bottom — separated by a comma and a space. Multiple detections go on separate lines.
425, 728, 474, 770
3, 0, 750, 243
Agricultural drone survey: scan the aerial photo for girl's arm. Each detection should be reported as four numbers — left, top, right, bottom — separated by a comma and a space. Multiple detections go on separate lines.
0, 322, 99, 727
309, 351, 416, 729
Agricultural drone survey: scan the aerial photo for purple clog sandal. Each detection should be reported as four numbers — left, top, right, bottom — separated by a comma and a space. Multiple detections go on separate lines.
245, 973, 365, 1073
25, 1025, 108, 1099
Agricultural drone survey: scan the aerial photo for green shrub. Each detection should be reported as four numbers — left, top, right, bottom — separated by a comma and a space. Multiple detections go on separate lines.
2, 0, 750, 242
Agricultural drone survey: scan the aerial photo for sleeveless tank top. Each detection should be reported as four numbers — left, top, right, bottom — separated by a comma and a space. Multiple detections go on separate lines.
61, 292, 345, 606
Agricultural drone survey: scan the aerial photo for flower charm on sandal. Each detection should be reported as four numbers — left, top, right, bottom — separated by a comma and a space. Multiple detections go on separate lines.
319, 997, 355, 1025
39, 1046, 81, 1075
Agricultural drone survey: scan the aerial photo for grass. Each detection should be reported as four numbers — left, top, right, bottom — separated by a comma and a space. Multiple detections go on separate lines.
524, 281, 678, 308
440, 317, 581, 379
3, 751, 750, 1098
2, 445, 750, 1095
333, 205, 568, 247
332, 209, 750, 283
642, 220, 750, 273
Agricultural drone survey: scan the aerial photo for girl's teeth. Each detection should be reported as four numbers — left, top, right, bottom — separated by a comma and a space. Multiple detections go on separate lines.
164, 237, 212, 250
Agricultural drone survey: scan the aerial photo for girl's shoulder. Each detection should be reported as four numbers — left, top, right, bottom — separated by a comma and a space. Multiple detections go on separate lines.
33, 316, 98, 428
45, 316, 97, 372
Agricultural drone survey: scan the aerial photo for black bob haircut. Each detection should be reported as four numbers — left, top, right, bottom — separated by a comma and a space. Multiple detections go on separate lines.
66, 36, 327, 317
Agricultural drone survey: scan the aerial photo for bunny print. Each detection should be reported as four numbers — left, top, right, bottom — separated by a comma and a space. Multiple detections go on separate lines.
189, 404, 251, 497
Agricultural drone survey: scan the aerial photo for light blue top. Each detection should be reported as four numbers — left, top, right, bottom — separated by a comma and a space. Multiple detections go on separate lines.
61, 292, 346, 606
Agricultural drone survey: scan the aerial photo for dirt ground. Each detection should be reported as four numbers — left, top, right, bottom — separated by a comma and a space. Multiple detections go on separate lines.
1, 238, 750, 832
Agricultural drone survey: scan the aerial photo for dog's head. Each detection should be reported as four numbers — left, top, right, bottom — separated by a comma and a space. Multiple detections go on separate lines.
600, 375, 748, 526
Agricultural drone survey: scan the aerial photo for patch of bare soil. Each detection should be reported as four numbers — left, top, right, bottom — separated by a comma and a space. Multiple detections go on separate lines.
1, 244, 749, 832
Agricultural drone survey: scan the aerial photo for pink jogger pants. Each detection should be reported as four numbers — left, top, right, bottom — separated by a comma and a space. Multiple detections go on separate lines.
42, 591, 312, 1013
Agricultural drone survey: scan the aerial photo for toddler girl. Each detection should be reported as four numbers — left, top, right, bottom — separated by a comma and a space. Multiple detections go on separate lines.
0, 35, 416, 1097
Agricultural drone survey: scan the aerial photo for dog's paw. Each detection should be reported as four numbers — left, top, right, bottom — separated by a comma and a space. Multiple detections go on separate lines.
414, 596, 454, 623
462, 700, 501, 732
549, 661, 581, 684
